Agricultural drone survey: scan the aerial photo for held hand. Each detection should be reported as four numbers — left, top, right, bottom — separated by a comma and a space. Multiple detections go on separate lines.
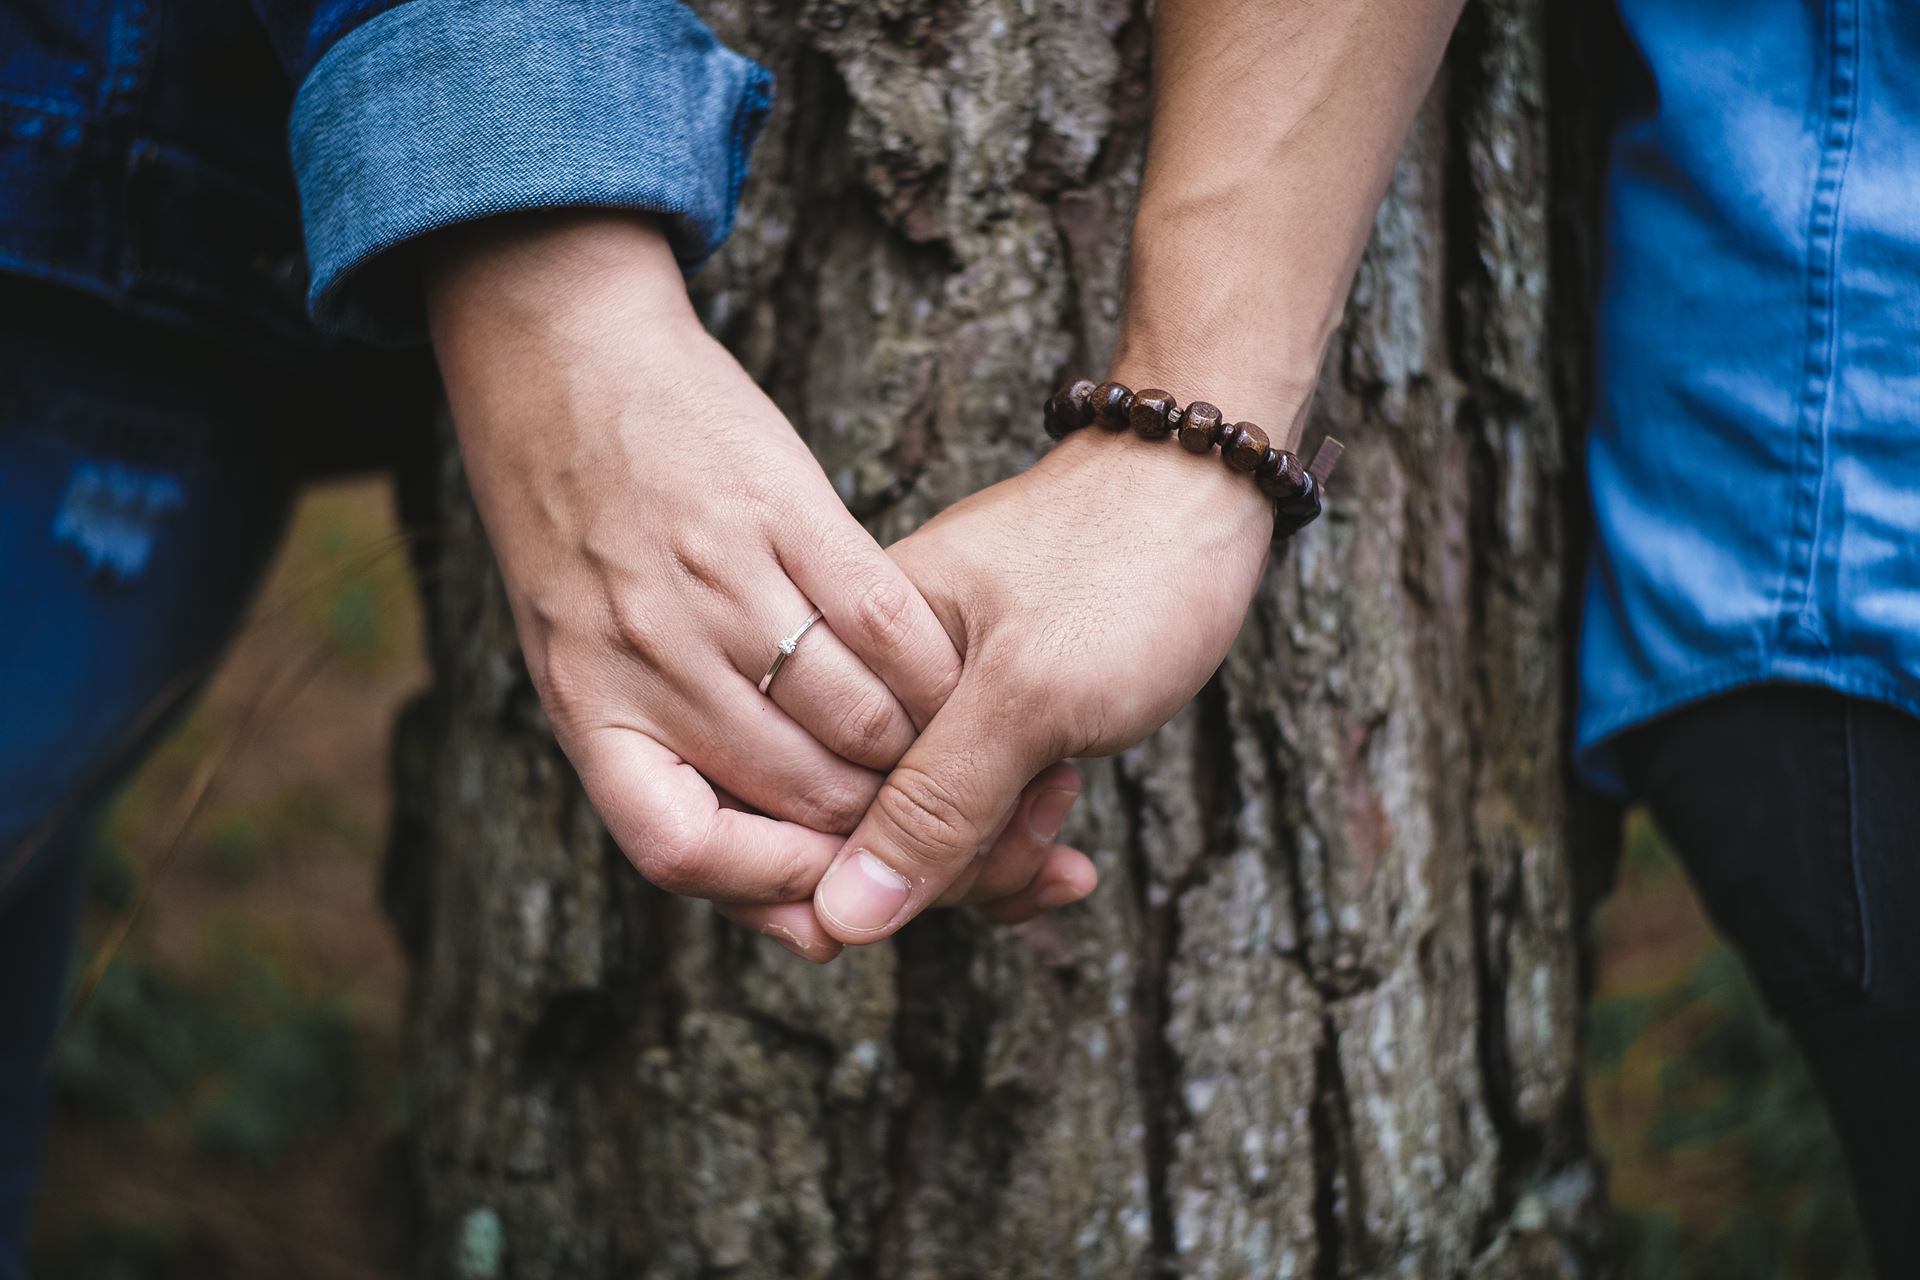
812, 423, 1278, 943
426, 213, 967, 955
426, 212, 1093, 960
716, 756, 1094, 945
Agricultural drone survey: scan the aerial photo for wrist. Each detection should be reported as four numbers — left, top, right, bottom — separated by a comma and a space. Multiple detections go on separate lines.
424, 209, 705, 351
1037, 418, 1277, 542
423, 214, 752, 570
1106, 332, 1322, 452
1112, 209, 1334, 448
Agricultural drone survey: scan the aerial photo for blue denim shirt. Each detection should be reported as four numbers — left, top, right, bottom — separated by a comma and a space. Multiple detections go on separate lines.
0, 0, 770, 348
1579, 0, 1920, 790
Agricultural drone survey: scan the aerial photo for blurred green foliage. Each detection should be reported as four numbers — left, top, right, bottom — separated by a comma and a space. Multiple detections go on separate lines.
50, 908, 369, 1165
296, 505, 411, 672
1586, 816, 1872, 1279
196, 817, 264, 884
32, 483, 416, 1279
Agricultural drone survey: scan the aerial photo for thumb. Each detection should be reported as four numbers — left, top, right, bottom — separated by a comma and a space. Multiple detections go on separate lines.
811, 679, 1056, 943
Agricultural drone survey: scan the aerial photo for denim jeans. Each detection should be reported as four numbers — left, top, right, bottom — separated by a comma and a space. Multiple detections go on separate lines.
1623, 684, 1920, 1280
0, 283, 303, 1276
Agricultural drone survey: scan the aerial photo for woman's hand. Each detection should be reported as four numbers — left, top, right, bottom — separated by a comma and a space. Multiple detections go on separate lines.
810, 418, 1280, 942
426, 213, 976, 953
426, 211, 1093, 959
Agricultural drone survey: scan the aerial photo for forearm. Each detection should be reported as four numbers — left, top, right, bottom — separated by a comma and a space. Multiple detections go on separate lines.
1111, 0, 1467, 441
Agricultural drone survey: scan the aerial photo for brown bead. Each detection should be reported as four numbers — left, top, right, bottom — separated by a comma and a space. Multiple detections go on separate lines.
1222, 422, 1269, 472
1128, 388, 1176, 439
1043, 378, 1098, 438
1043, 395, 1074, 439
1273, 473, 1323, 535
1090, 380, 1133, 430
1179, 401, 1222, 453
1255, 448, 1310, 502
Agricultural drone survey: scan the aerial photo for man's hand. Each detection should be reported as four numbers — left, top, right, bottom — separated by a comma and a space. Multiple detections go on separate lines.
810, 423, 1276, 941
801, 0, 1466, 944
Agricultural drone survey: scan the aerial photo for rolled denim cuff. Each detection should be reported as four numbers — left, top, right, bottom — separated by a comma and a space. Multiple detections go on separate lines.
290, 0, 772, 345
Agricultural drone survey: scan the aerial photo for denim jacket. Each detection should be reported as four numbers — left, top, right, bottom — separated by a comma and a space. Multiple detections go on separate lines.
0, 0, 771, 349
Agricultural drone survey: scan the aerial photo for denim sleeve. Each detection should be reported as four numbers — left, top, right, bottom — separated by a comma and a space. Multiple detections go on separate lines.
288, 0, 772, 345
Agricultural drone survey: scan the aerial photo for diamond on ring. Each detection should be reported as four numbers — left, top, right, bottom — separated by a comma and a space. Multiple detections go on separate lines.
758, 608, 824, 696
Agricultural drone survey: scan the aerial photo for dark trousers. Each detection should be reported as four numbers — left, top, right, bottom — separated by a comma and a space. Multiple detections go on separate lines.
0, 283, 304, 1277
1624, 684, 1920, 1280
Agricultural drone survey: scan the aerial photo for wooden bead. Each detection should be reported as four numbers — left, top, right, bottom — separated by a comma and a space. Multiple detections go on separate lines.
1043, 395, 1074, 439
1043, 378, 1098, 438
1255, 448, 1309, 502
1091, 380, 1133, 430
1222, 421, 1269, 472
1039, 377, 1334, 539
1273, 473, 1322, 534
1179, 401, 1222, 453
1129, 388, 1176, 439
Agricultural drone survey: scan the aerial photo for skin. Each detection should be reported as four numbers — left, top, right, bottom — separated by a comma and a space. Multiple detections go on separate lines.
809, 0, 1468, 942
423, 214, 1094, 962
424, 0, 1465, 956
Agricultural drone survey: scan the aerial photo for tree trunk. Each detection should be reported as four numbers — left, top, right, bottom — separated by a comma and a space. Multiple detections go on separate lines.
388, 1, 1608, 1275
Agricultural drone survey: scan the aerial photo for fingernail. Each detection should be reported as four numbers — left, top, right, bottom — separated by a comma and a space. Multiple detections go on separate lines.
1034, 876, 1092, 911
762, 923, 830, 965
817, 850, 911, 936
1028, 788, 1080, 844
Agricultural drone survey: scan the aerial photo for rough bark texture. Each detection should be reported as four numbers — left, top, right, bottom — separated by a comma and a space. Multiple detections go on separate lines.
388, 1, 1607, 1275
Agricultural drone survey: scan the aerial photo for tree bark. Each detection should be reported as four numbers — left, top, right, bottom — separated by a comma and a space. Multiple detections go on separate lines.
389, 1, 1607, 1275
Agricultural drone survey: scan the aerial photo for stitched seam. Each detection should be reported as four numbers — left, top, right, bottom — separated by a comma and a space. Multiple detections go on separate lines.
1773, 0, 1860, 644
1843, 699, 1873, 992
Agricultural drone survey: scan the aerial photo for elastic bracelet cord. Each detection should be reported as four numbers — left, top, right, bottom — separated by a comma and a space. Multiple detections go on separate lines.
1043, 379, 1343, 538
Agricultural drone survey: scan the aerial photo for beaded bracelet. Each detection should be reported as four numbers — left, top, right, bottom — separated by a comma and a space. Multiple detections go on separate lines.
1044, 379, 1344, 538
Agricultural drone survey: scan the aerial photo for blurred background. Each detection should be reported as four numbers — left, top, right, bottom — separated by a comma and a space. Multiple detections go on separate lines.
26, 477, 1874, 1280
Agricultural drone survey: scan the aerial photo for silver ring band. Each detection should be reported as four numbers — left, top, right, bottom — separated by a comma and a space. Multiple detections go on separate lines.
758, 608, 825, 696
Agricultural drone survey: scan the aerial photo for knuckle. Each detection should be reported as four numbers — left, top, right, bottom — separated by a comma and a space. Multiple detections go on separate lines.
607, 596, 669, 669
667, 539, 732, 598
800, 772, 875, 836
849, 574, 916, 656
834, 688, 905, 763
872, 765, 983, 868
640, 845, 707, 897
627, 815, 710, 897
